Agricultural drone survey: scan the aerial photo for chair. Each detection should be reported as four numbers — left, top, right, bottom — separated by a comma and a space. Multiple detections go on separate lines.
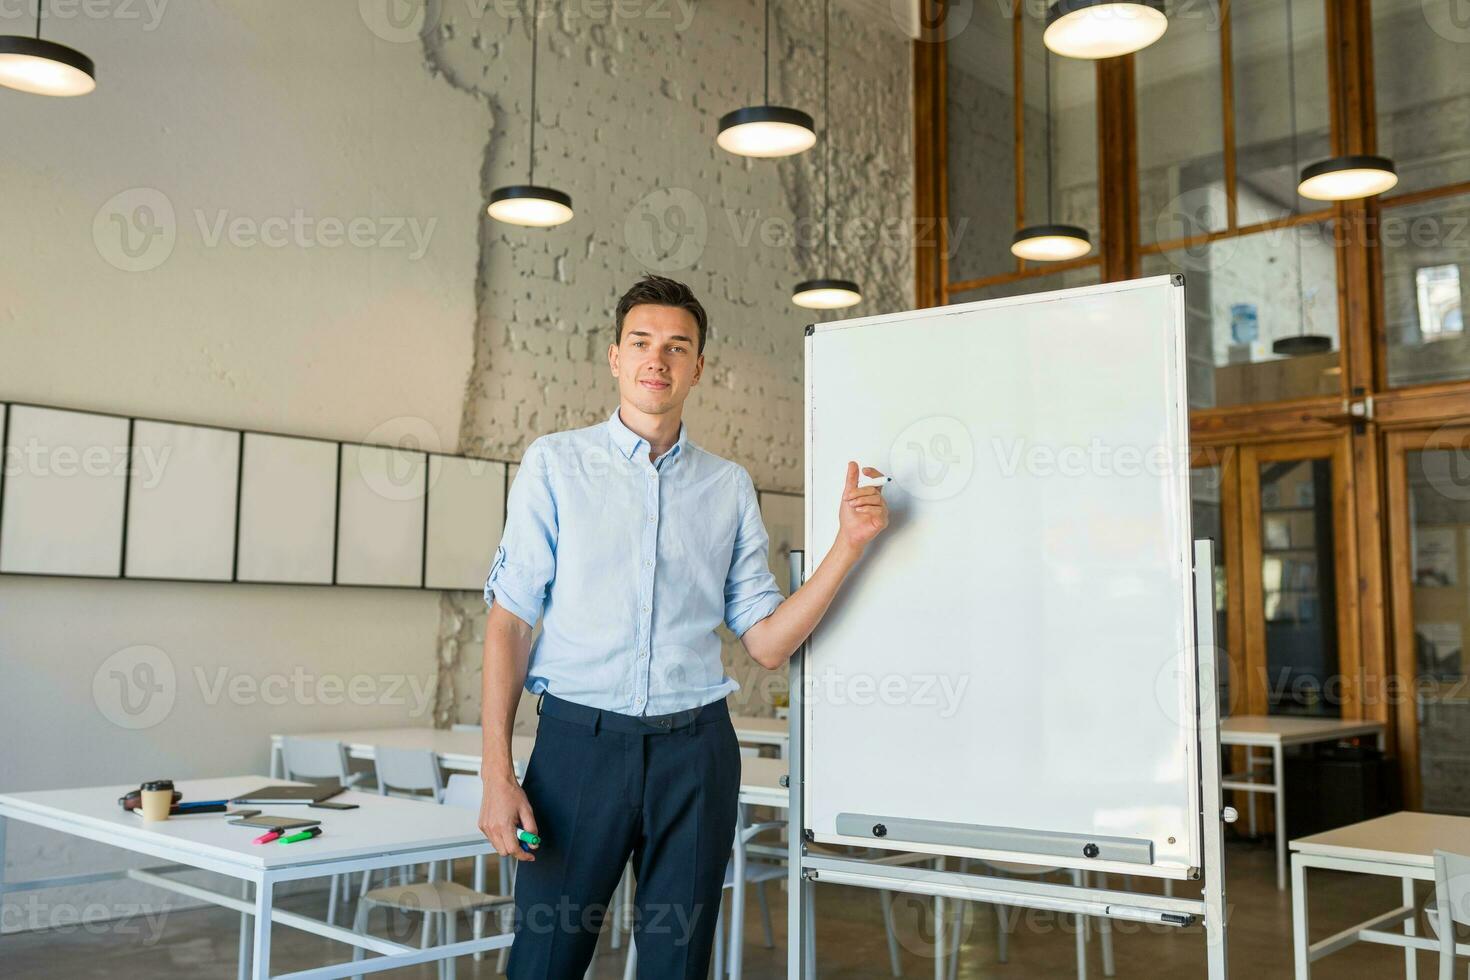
358, 747, 446, 915
979, 859, 1115, 980
350, 772, 513, 980
279, 737, 363, 926
1427, 849, 1470, 979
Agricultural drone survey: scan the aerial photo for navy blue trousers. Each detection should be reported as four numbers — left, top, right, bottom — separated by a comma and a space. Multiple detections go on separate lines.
505, 694, 742, 980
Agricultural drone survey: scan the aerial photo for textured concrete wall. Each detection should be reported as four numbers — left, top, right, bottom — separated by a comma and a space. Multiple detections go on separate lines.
416, 0, 914, 723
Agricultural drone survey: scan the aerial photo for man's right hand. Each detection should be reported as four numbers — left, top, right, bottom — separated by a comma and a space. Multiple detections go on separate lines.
480, 773, 540, 862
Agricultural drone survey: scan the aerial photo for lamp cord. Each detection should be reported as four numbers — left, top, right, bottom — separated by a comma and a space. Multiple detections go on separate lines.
764, 0, 771, 104
1045, 45, 1054, 224
529, 0, 540, 184
823, 0, 831, 269
1284, 0, 1309, 338
35, 0, 42, 37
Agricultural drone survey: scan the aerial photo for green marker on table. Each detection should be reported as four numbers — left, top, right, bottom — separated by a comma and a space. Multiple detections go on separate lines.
516, 828, 541, 852
278, 827, 323, 845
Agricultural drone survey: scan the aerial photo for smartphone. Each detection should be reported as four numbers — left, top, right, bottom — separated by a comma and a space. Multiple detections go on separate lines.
309, 801, 360, 811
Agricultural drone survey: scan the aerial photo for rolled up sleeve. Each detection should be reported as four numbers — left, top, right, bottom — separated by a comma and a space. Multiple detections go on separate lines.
723, 471, 785, 637
484, 439, 558, 628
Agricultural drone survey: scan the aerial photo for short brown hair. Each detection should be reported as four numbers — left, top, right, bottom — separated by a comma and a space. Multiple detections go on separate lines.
615, 274, 708, 355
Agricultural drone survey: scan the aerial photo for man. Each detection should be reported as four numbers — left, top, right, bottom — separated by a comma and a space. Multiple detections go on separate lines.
479, 274, 888, 978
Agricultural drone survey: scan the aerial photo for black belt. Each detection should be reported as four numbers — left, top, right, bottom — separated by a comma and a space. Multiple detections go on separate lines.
537, 692, 728, 734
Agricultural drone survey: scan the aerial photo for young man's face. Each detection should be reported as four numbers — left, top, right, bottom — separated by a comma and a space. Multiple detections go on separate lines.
608, 304, 704, 418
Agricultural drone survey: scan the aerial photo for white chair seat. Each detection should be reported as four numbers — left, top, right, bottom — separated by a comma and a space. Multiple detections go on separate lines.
362, 880, 512, 914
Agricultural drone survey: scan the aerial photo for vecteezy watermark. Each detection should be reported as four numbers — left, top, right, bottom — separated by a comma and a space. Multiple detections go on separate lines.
193, 666, 436, 716
1421, 425, 1470, 501
92, 645, 437, 728
889, 416, 975, 502
1, 895, 170, 944
991, 437, 1193, 480
800, 670, 972, 718
2, 437, 171, 488
907, 0, 972, 42
357, 0, 696, 44
92, 187, 437, 273
0, 0, 169, 31
1422, 0, 1470, 44
624, 187, 708, 273
93, 645, 178, 730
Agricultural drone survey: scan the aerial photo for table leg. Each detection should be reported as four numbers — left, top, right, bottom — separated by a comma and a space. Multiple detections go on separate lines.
934, 857, 946, 980
1291, 856, 1309, 979
1246, 748, 1258, 837
1274, 743, 1288, 891
238, 879, 252, 980
270, 743, 283, 780
1402, 875, 1417, 980
252, 877, 272, 980
0, 816, 7, 959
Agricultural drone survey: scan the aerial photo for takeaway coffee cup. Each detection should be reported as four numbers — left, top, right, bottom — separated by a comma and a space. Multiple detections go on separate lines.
140, 779, 174, 821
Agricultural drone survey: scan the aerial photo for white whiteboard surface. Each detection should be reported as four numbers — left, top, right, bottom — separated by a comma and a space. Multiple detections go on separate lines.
0, 406, 129, 576
125, 421, 239, 580
803, 276, 1198, 878
424, 455, 506, 591
336, 444, 427, 587
236, 433, 338, 584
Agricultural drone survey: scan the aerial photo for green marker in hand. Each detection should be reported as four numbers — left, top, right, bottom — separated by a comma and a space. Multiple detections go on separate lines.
517, 828, 541, 852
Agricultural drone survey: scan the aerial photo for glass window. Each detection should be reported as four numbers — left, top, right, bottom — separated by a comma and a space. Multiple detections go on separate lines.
1373, 0, 1470, 196
947, 265, 1100, 306
1231, 0, 1330, 225
1405, 448, 1470, 813
1192, 464, 1231, 715
1384, 191, 1470, 387
1259, 458, 1340, 717
1142, 222, 1340, 409
1136, 0, 1226, 247
945, 1, 1018, 285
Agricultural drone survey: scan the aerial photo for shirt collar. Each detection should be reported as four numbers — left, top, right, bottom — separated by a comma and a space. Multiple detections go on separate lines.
607, 406, 687, 464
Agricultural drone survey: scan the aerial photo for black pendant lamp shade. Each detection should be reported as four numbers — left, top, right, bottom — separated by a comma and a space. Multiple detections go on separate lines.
793, 278, 862, 310
717, 105, 817, 159
0, 3, 95, 97
1044, 0, 1168, 60
488, 0, 573, 227
1297, 154, 1399, 202
720, 0, 816, 158
1011, 223, 1093, 262
1272, 334, 1332, 356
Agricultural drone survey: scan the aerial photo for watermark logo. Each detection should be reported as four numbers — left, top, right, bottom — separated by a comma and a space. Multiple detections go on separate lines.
625, 187, 708, 272
93, 645, 177, 730
1152, 188, 1233, 273
908, 0, 972, 42
889, 416, 974, 501
1423, 0, 1470, 44
359, 0, 430, 42
1422, 425, 1470, 502
94, 187, 177, 273
358, 416, 446, 502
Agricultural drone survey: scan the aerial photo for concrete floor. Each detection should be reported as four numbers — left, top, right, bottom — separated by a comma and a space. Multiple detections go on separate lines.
0, 838, 1443, 978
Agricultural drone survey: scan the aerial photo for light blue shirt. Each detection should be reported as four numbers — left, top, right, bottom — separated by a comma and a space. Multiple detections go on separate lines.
484, 407, 785, 716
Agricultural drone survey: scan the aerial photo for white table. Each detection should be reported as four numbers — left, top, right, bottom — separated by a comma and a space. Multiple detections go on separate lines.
1291, 811, 1470, 978
0, 775, 509, 980
729, 714, 790, 757
1220, 714, 1386, 890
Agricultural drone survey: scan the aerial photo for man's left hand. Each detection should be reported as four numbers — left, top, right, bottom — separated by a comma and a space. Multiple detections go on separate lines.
837, 461, 889, 553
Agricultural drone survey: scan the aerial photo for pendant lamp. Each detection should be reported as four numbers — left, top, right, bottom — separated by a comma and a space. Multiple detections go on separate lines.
1043, 0, 1168, 60
0, 1, 95, 97
488, 0, 573, 227
1011, 47, 1091, 262
719, 0, 815, 158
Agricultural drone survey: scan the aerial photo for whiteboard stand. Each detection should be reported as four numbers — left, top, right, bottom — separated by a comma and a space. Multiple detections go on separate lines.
785, 540, 1233, 978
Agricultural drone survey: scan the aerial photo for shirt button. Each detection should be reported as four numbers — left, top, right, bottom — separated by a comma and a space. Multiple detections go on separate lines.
642, 604, 650, 613
644, 559, 652, 567
648, 514, 655, 523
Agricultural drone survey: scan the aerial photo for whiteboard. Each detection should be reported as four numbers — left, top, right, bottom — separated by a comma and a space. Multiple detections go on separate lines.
125, 421, 239, 580
803, 276, 1198, 879
0, 406, 129, 577
335, 444, 427, 587
236, 432, 338, 584
424, 455, 506, 590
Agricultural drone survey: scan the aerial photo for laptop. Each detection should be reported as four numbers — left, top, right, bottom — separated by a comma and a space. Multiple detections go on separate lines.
230, 784, 344, 805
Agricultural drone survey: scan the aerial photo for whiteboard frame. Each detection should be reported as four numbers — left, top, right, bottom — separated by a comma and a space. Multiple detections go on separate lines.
801, 275, 1200, 877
